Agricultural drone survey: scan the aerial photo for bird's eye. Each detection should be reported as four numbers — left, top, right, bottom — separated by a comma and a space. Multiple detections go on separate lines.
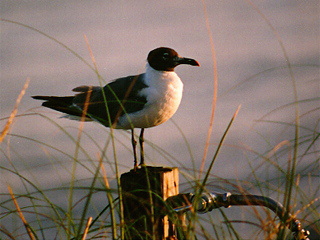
162, 53, 169, 61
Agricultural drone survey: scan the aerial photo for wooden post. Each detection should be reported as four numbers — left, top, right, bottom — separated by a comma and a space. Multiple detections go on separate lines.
120, 166, 179, 240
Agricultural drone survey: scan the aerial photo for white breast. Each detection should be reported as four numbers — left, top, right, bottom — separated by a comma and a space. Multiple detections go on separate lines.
118, 64, 183, 129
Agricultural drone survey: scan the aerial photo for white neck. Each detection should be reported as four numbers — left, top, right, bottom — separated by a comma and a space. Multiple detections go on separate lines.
144, 63, 180, 86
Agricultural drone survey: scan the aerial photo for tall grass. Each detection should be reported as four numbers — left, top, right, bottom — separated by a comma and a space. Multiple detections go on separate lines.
1, 4, 319, 239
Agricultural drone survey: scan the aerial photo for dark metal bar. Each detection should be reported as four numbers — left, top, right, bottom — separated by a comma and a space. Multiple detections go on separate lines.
165, 192, 310, 240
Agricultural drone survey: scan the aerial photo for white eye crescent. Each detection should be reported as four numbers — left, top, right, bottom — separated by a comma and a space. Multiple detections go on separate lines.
162, 52, 169, 60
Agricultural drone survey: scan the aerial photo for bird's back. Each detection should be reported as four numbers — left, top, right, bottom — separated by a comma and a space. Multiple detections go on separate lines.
71, 74, 148, 127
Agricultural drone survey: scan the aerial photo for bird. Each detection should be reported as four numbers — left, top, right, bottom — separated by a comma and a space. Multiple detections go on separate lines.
32, 47, 200, 169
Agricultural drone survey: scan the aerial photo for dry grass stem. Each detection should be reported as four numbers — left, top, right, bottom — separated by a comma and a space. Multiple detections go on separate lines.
8, 185, 36, 240
0, 78, 30, 142
81, 217, 93, 240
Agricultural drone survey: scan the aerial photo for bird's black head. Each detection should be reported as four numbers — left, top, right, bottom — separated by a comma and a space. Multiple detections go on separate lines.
147, 47, 200, 71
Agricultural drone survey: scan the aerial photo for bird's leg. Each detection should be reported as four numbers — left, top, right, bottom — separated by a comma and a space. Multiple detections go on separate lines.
139, 128, 145, 166
131, 129, 138, 170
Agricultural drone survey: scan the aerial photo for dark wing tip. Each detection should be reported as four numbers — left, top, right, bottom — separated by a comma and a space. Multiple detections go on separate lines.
72, 85, 100, 92
72, 85, 91, 92
32, 95, 50, 100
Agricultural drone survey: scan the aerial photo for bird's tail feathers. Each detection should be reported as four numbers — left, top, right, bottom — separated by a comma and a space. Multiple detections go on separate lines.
32, 95, 82, 117
32, 95, 74, 105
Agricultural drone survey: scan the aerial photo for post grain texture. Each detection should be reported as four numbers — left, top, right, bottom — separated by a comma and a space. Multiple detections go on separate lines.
120, 166, 179, 240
